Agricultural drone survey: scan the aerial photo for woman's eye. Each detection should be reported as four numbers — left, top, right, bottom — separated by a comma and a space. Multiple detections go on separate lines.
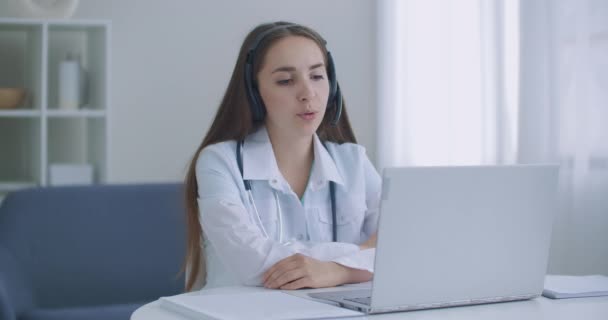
276, 79, 293, 85
311, 74, 325, 81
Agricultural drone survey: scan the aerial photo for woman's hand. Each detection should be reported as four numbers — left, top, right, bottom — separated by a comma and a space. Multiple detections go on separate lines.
263, 253, 368, 290
359, 233, 377, 250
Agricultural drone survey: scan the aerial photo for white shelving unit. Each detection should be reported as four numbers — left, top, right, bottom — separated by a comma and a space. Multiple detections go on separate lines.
0, 18, 110, 199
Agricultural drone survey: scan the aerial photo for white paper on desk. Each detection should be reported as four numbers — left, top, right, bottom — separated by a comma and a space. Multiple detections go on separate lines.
160, 291, 363, 320
543, 275, 608, 299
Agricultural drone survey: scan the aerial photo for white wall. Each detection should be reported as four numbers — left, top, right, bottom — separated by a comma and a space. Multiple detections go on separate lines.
0, 0, 377, 182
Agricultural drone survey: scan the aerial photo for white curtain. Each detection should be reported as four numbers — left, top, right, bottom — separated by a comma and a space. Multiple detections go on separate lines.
520, 0, 608, 275
377, 0, 608, 274
377, 0, 519, 168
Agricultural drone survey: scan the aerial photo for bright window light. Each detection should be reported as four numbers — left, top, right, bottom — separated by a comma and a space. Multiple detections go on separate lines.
381, 0, 519, 167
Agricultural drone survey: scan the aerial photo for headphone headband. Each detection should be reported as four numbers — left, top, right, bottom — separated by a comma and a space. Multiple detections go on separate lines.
247, 23, 299, 59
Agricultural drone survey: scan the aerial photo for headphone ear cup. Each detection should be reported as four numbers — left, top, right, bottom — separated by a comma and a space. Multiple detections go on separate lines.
244, 55, 266, 122
326, 51, 342, 126
251, 86, 266, 121
326, 51, 338, 105
331, 83, 343, 126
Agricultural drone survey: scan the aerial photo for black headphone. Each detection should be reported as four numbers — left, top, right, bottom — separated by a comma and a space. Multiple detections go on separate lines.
240, 23, 339, 242
244, 23, 343, 126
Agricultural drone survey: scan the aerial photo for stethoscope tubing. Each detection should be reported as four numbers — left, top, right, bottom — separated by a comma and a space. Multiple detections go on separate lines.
236, 140, 337, 243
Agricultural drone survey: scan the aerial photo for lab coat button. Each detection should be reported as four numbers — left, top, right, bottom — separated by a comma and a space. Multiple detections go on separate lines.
271, 179, 278, 184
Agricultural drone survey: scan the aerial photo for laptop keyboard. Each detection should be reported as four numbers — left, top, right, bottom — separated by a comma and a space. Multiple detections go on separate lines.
309, 289, 373, 306
344, 296, 372, 306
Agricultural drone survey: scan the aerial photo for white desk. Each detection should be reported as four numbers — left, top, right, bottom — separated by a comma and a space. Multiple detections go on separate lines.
132, 285, 608, 320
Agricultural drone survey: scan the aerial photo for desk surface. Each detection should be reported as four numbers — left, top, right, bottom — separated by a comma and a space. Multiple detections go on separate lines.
132, 285, 608, 320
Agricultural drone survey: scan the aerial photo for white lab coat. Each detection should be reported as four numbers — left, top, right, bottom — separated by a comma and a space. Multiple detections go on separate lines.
196, 126, 381, 289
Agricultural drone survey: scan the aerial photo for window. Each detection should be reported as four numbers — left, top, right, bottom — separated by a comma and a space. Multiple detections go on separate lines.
377, 0, 519, 167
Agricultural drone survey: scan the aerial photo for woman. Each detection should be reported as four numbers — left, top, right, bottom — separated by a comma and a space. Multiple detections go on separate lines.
184, 21, 381, 292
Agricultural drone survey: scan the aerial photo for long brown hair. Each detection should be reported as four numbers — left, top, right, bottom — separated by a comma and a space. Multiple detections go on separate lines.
183, 21, 358, 291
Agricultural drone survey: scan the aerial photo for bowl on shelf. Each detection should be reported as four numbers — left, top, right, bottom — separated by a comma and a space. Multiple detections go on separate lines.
0, 88, 27, 109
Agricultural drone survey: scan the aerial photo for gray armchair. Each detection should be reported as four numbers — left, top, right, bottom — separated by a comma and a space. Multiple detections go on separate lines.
0, 184, 186, 320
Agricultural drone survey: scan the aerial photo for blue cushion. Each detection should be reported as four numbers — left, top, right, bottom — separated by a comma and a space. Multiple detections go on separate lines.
19, 301, 146, 320
0, 184, 186, 311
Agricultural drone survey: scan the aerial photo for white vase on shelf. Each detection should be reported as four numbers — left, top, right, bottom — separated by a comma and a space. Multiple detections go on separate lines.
58, 52, 87, 110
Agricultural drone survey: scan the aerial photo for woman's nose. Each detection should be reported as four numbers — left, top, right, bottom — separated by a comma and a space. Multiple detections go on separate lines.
297, 80, 315, 101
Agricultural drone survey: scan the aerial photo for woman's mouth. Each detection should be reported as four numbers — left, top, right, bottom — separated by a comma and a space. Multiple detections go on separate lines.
297, 112, 317, 121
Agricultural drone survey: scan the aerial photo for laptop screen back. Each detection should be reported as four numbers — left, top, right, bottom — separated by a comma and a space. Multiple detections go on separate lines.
371, 165, 559, 310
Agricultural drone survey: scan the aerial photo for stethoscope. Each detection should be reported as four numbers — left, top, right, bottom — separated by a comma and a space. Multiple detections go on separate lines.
236, 140, 337, 243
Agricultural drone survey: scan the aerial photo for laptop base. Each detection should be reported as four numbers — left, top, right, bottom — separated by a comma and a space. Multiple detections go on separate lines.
309, 290, 539, 314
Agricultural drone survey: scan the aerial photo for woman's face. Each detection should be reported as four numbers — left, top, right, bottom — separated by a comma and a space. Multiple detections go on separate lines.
257, 35, 330, 140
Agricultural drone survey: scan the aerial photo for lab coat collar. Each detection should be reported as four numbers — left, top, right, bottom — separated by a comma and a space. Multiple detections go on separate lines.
242, 126, 344, 190
242, 127, 281, 183
310, 133, 345, 190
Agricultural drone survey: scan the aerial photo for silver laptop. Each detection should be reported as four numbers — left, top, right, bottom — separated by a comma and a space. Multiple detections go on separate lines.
310, 165, 559, 314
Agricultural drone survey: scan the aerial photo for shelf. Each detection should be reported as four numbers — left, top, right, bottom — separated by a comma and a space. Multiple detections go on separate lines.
0, 117, 41, 183
47, 109, 106, 118
48, 117, 106, 183
0, 18, 38, 25
0, 110, 41, 117
0, 18, 103, 24
0, 19, 109, 188
0, 19, 42, 28
47, 24, 107, 111
0, 109, 106, 118
0, 22, 43, 110
0, 181, 37, 193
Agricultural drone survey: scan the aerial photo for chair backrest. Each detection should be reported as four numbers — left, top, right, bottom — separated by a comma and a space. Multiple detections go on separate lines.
0, 184, 186, 308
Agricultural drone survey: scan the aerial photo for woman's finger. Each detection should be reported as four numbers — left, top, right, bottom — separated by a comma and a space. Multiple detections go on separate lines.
268, 268, 306, 289
263, 254, 297, 283
264, 259, 301, 287
263, 253, 305, 283
280, 277, 311, 290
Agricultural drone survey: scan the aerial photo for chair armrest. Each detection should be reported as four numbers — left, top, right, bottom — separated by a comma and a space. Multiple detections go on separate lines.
0, 245, 34, 320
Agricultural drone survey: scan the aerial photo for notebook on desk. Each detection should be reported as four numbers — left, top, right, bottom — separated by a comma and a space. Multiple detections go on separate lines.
543, 275, 608, 299
160, 291, 362, 320
310, 165, 560, 314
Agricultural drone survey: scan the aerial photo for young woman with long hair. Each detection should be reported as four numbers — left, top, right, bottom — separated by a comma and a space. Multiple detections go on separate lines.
183, 21, 380, 291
